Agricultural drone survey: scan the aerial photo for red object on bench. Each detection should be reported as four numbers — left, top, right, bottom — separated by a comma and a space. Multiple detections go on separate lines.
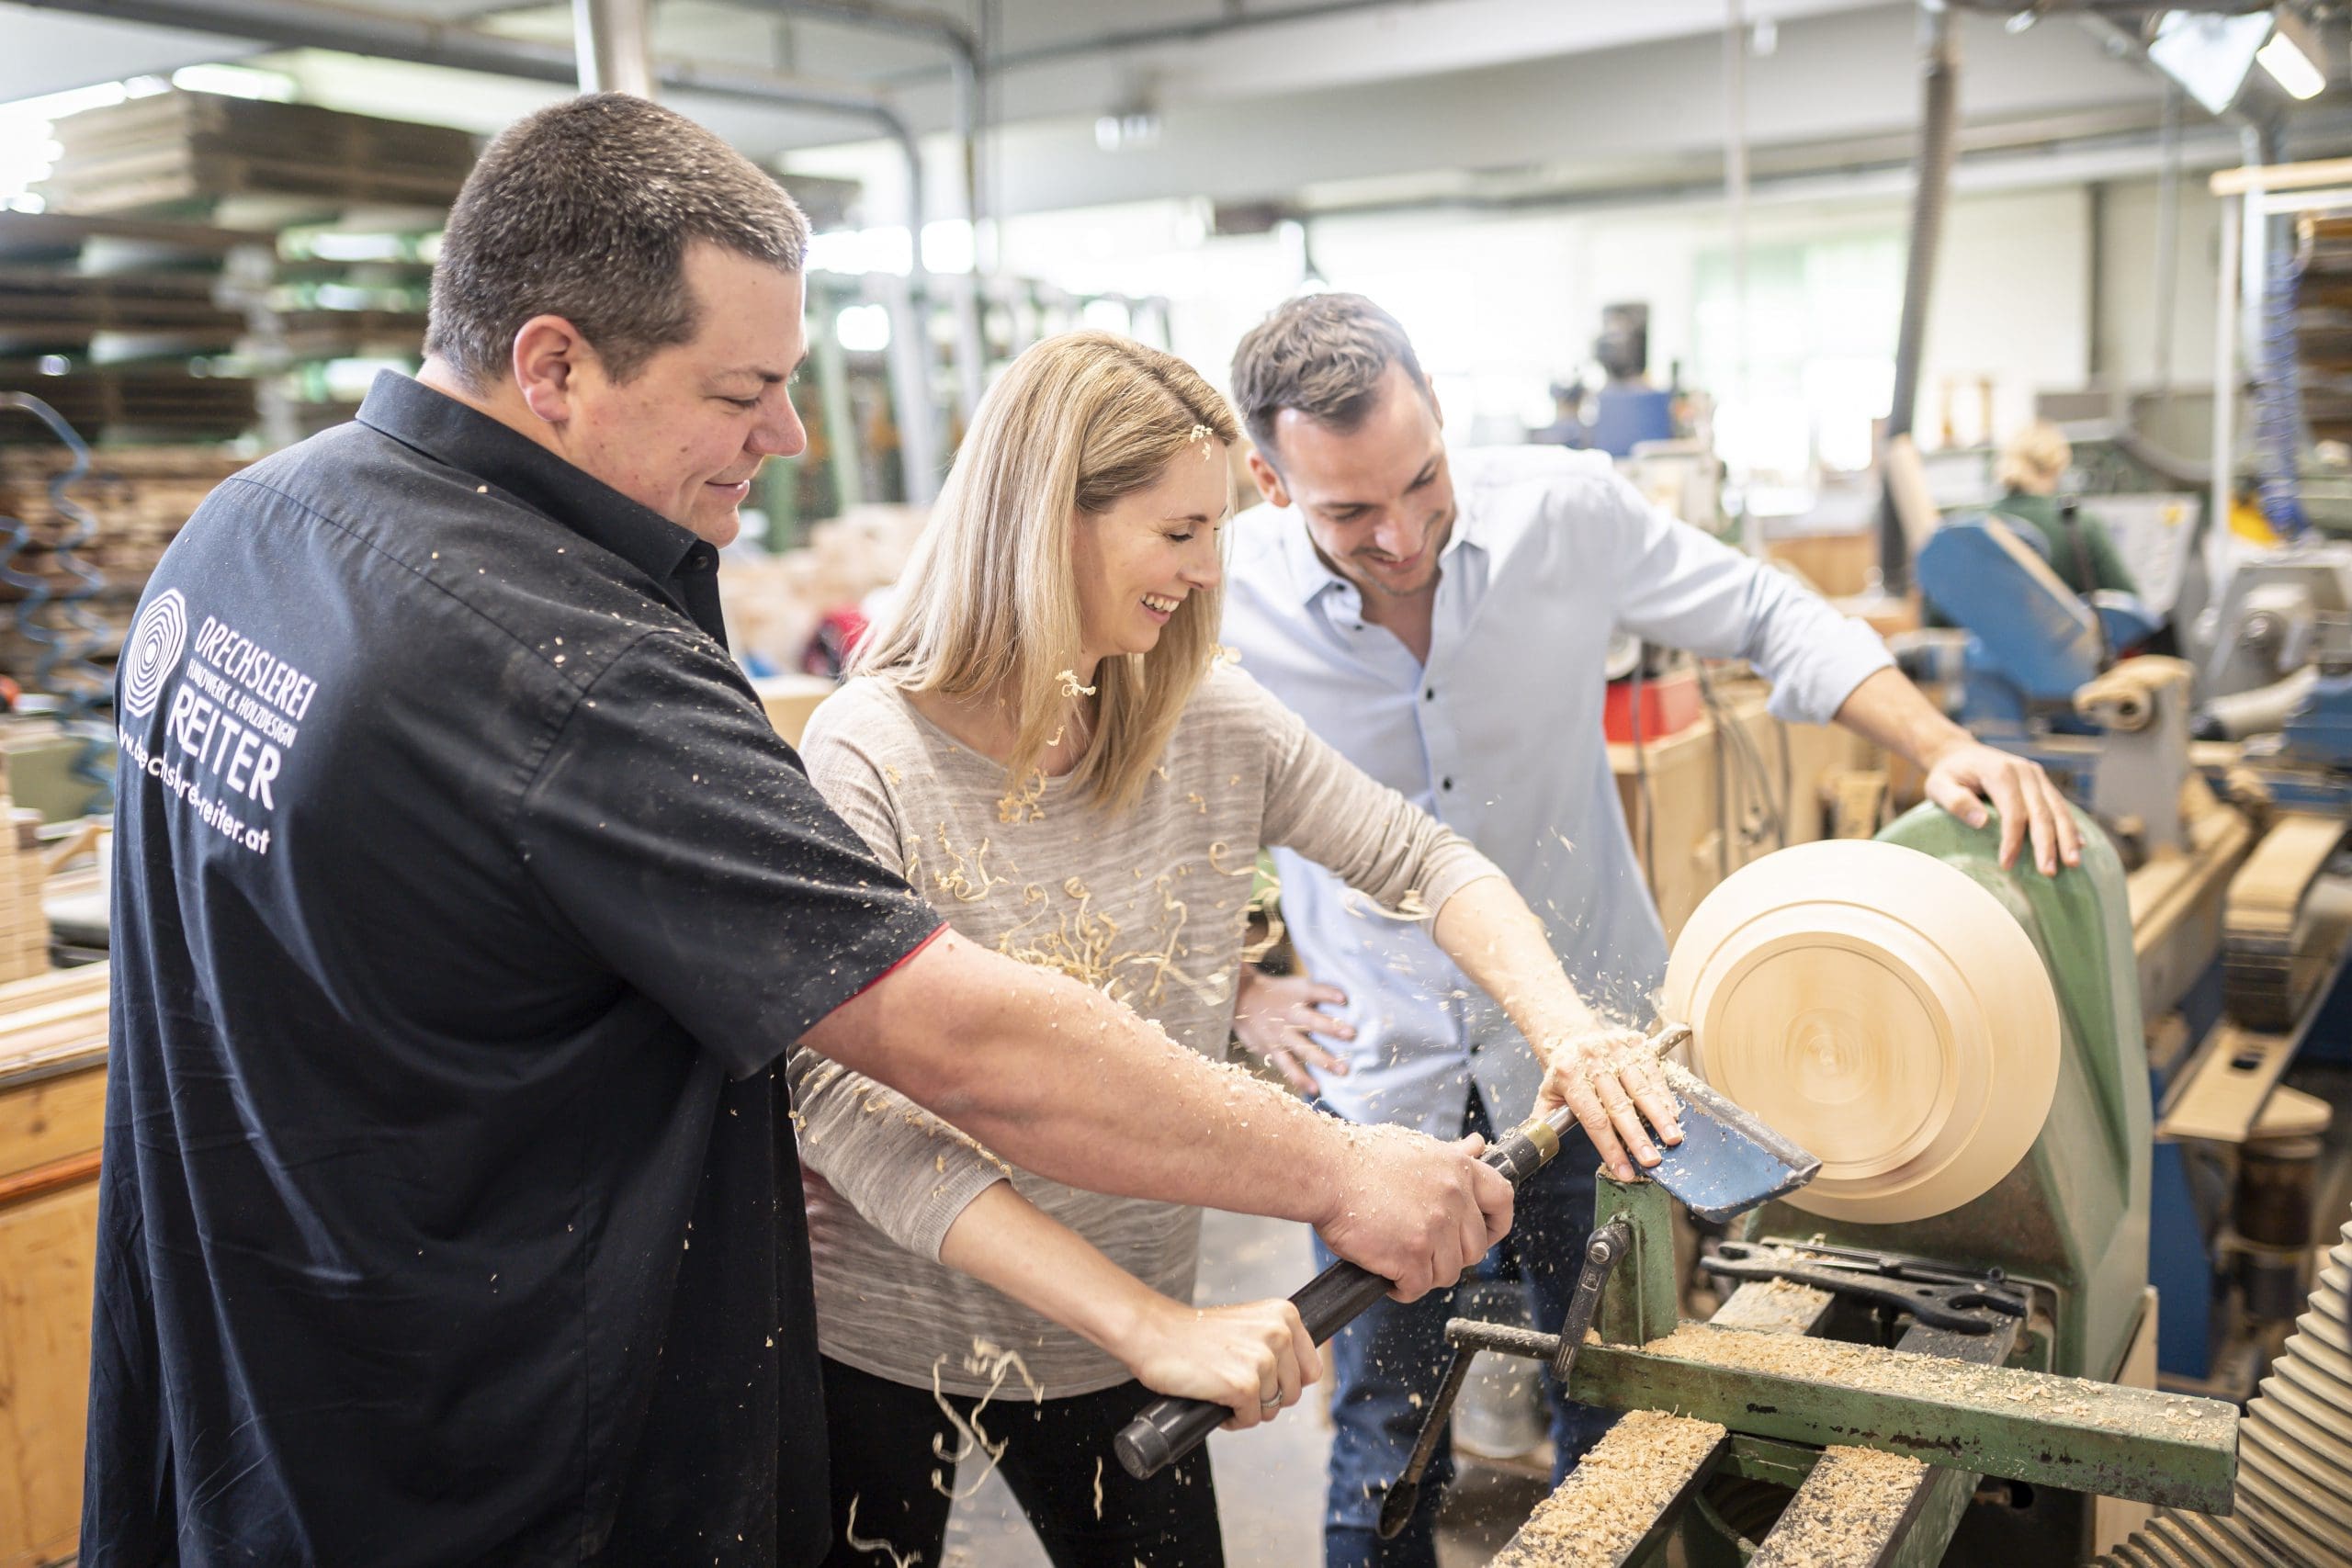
1603, 667, 1702, 744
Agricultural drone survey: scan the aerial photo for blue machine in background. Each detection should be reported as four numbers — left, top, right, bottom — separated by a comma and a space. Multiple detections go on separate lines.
1910, 512, 2351, 1395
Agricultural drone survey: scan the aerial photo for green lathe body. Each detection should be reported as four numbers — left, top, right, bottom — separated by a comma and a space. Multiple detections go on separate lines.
1733, 802, 2154, 1383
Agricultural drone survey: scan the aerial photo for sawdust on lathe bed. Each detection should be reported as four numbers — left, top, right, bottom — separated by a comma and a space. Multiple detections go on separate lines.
1487, 1409, 1726, 1567
1747, 1444, 1929, 1565
1633, 1324, 2229, 1443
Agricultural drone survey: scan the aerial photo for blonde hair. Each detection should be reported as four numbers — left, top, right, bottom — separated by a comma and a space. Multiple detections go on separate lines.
1996, 420, 2072, 493
855, 331, 1238, 815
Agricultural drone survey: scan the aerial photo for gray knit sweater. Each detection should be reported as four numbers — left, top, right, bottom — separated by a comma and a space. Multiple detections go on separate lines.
787, 662, 1502, 1396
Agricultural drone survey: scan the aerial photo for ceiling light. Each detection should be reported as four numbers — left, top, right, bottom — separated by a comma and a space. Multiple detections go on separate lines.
2147, 10, 2275, 116
2258, 7, 2328, 99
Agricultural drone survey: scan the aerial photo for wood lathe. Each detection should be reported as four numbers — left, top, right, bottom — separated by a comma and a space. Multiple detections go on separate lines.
1443, 805, 2252, 1565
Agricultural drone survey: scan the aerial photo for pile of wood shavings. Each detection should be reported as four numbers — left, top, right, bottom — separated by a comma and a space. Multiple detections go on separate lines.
1748, 1445, 1928, 1565
1487, 1409, 1726, 1567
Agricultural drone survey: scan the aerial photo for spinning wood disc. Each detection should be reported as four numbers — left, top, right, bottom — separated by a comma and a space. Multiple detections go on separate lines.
1660, 840, 2060, 1224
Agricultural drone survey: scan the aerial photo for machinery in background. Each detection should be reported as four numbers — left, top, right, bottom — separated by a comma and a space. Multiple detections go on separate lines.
1534, 302, 1680, 460
1903, 508, 2351, 1402
1907, 514, 2176, 855
2194, 538, 2352, 811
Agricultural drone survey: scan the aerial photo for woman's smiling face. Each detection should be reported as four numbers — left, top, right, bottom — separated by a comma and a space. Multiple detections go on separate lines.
1070, 441, 1230, 667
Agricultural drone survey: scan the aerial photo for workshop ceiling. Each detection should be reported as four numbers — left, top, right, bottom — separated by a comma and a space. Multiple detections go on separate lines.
4, 0, 2346, 219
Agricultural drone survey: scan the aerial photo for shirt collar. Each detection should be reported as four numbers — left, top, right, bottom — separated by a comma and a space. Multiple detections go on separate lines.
356, 371, 716, 587
1272, 475, 1487, 611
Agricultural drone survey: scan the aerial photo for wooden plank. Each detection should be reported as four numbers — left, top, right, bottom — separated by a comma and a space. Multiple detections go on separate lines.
2229, 813, 2346, 934
0, 1176, 100, 1568
1749, 1444, 1938, 1566
2157, 1023, 2297, 1144
1487, 1409, 1729, 1567
0, 1060, 105, 1179
2211, 156, 2352, 196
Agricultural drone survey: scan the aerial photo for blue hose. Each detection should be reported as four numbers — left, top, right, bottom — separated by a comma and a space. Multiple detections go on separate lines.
2252, 243, 2311, 542
1, 393, 117, 811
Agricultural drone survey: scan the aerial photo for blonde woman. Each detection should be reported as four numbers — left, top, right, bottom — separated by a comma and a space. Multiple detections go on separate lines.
788, 333, 1679, 1566
1990, 420, 2137, 599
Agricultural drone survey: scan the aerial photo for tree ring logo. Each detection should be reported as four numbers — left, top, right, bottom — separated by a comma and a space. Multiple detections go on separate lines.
121, 589, 187, 719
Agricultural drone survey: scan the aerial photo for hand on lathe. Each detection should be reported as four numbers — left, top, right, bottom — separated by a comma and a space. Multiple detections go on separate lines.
1535, 1026, 1684, 1183
1316, 1123, 1513, 1303
1233, 966, 1353, 1095
1113, 1293, 1318, 1431
1920, 738, 2083, 875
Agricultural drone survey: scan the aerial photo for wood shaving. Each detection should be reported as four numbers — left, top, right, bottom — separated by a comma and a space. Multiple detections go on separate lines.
1488, 1409, 1725, 1566
841, 1497, 919, 1568
927, 1338, 1046, 1501
1056, 669, 1097, 697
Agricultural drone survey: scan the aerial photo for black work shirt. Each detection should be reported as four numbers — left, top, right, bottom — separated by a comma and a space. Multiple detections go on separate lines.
86, 371, 943, 1566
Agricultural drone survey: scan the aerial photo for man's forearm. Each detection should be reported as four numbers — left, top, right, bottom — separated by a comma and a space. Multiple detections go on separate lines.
801, 930, 1346, 1225
1831, 666, 1972, 769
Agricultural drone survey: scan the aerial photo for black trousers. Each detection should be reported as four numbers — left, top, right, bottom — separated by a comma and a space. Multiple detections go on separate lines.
818, 1356, 1226, 1568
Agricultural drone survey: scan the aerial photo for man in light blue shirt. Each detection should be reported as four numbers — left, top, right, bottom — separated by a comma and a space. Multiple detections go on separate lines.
1220, 293, 2079, 1568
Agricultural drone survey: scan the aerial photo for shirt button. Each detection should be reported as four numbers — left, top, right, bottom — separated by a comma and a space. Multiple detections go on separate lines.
1442, 776, 1454, 791
1424, 687, 1435, 702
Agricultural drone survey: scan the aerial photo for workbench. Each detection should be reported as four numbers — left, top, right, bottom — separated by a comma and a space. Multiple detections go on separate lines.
0, 963, 107, 1568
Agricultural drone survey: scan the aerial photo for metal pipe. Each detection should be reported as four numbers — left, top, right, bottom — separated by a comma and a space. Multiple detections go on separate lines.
1881, 0, 1959, 593
14, 0, 889, 119
1724, 0, 1754, 555
573, 0, 652, 96
2152, 82, 2181, 400
752, 0, 989, 419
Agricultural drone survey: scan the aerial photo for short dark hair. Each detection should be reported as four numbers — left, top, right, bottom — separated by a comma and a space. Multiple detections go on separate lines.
424, 94, 809, 389
1229, 292, 1430, 460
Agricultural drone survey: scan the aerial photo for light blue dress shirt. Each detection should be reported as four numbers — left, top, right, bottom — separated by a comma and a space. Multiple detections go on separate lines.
1220, 446, 1894, 1139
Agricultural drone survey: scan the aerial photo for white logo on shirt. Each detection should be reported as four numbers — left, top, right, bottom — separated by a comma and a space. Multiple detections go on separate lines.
121, 589, 188, 719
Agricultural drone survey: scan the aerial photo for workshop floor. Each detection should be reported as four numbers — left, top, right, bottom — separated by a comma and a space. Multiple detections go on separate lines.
936, 1206, 1552, 1567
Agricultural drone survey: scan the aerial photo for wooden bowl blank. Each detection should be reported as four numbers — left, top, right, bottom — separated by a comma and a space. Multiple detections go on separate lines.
1660, 840, 2061, 1224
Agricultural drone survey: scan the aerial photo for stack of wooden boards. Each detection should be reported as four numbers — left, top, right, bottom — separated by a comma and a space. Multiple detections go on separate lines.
0, 444, 248, 677
0, 805, 49, 987
0, 959, 107, 1568
4, 91, 472, 447
0, 208, 263, 445
2297, 213, 2352, 446
33, 90, 477, 219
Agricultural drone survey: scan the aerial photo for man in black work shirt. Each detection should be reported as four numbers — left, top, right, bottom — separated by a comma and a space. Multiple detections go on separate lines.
85, 96, 1517, 1567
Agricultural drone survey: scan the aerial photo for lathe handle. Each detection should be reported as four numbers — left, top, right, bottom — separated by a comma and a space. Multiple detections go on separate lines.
1113, 1116, 1563, 1481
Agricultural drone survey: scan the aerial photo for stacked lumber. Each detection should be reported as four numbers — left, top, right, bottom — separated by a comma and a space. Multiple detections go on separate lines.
0, 265, 244, 356
33, 91, 478, 220
0, 752, 51, 981
0, 364, 256, 444
0, 444, 243, 586
0, 446, 244, 685
2294, 214, 2352, 444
